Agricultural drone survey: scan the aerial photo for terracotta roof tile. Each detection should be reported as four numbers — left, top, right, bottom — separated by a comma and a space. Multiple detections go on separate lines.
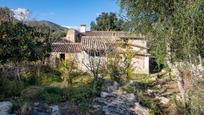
52, 43, 81, 53
81, 36, 113, 50
82, 31, 145, 39
54, 38, 73, 43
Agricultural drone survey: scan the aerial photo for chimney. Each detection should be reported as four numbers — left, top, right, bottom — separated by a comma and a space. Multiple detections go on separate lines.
80, 24, 86, 33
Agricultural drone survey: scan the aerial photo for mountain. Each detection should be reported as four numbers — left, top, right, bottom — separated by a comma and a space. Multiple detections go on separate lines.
25, 20, 68, 39
0, 7, 67, 39
25, 20, 67, 32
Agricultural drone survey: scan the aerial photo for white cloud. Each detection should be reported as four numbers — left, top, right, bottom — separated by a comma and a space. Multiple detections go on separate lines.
61, 25, 90, 31
12, 8, 31, 21
62, 25, 80, 30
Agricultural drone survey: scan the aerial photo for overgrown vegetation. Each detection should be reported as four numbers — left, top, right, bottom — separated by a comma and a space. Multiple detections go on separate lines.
0, 1, 204, 114
119, 0, 204, 114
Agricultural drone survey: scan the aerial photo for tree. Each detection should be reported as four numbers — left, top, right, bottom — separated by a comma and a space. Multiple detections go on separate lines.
106, 42, 136, 83
0, 7, 15, 23
90, 12, 125, 31
0, 21, 49, 80
82, 50, 104, 94
119, 0, 204, 113
57, 56, 76, 88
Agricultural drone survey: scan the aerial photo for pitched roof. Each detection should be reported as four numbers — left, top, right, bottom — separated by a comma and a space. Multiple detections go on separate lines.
82, 31, 145, 39
81, 36, 113, 50
52, 43, 82, 53
53, 38, 73, 43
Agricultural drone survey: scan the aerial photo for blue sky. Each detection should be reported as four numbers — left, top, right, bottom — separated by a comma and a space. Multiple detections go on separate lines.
0, 0, 120, 27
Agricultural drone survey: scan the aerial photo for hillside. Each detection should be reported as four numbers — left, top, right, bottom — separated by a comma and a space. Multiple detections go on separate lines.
25, 20, 67, 32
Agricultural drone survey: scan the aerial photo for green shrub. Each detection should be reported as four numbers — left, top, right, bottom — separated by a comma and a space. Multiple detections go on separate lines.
21, 86, 67, 104
21, 86, 44, 101
21, 72, 39, 86
10, 97, 23, 113
90, 78, 104, 95
21, 71, 63, 86
0, 79, 25, 100
188, 81, 204, 115
43, 66, 61, 76
67, 86, 92, 104
39, 73, 62, 85
35, 87, 66, 104
136, 92, 162, 115
122, 85, 134, 93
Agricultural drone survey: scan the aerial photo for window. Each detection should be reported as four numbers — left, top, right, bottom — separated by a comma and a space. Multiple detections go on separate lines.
122, 38, 128, 48
87, 50, 104, 57
60, 53, 65, 60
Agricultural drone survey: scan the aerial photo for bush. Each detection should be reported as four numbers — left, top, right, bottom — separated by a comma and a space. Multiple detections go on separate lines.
21, 85, 93, 106
0, 79, 25, 100
188, 79, 204, 115
136, 92, 162, 115
39, 73, 62, 85
21, 86, 44, 101
42, 66, 61, 76
67, 85, 92, 104
32, 87, 67, 104
21, 71, 63, 86
21, 86, 67, 104
10, 97, 23, 113
21, 72, 39, 86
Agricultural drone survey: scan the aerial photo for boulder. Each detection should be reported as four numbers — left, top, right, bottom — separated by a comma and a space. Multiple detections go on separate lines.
0, 112, 10, 115
50, 105, 60, 115
103, 103, 130, 115
102, 80, 119, 93
0, 101, 12, 113
28, 103, 50, 115
94, 91, 143, 115
101, 92, 116, 98
28, 103, 60, 115
155, 96, 170, 105
128, 80, 139, 87
130, 103, 149, 115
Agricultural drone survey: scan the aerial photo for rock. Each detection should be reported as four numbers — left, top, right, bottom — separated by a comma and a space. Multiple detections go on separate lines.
50, 105, 60, 115
19, 103, 29, 115
28, 103, 50, 115
103, 104, 130, 115
161, 69, 167, 74
0, 101, 12, 113
130, 103, 149, 115
147, 89, 153, 94
128, 80, 139, 87
155, 84, 161, 89
34, 102, 40, 106
128, 81, 147, 88
101, 92, 115, 98
150, 77, 157, 81
94, 80, 148, 115
155, 96, 170, 105
102, 80, 119, 93
0, 112, 10, 115
94, 91, 140, 115
176, 95, 182, 101
157, 79, 167, 85
123, 93, 135, 102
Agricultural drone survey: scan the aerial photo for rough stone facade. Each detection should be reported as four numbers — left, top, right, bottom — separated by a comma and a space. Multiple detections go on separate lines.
49, 25, 150, 74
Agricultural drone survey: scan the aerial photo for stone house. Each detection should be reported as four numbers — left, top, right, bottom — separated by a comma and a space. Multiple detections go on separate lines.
49, 25, 150, 74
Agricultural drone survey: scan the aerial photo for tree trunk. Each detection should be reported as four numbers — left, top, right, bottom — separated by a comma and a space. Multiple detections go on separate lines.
15, 66, 21, 81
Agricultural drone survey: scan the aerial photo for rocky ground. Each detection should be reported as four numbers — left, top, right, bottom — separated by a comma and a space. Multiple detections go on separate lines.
0, 71, 184, 115
0, 101, 14, 115
92, 80, 149, 115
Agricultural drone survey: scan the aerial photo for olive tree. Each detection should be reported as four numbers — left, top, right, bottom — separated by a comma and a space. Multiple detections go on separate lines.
119, 0, 204, 112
